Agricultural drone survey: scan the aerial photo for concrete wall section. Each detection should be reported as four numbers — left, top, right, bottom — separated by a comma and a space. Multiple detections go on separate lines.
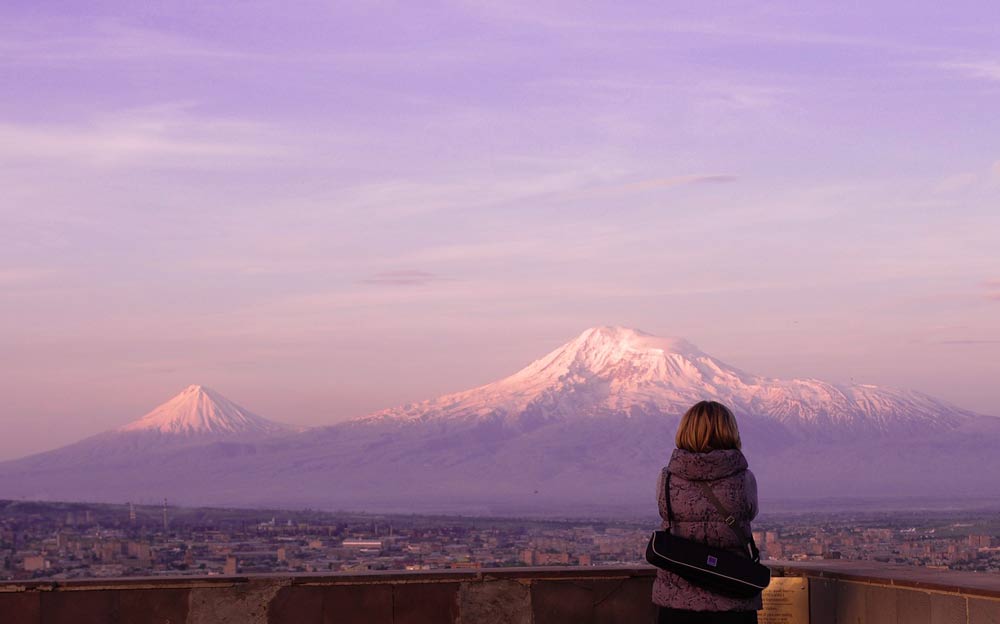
0, 564, 998, 624
0, 568, 658, 624
802, 572, 1000, 624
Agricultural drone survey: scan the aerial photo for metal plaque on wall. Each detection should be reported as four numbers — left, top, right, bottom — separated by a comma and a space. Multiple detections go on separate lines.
760, 577, 809, 624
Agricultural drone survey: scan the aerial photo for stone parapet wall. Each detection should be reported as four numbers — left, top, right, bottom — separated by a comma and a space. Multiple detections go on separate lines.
773, 561, 1000, 624
0, 567, 655, 624
0, 563, 998, 623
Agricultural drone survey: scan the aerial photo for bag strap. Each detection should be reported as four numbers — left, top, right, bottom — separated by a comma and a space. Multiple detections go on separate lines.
695, 481, 761, 563
663, 470, 674, 525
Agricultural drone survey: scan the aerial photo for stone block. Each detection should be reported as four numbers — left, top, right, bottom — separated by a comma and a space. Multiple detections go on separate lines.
119, 588, 190, 624
865, 584, 897, 623
41, 590, 118, 624
928, 592, 965, 624
0, 592, 41, 624
531, 580, 593, 624
457, 579, 530, 624
268, 585, 322, 624
392, 582, 459, 624
895, 589, 931, 624
969, 598, 1000, 624
188, 580, 283, 624
808, 578, 838, 624
592, 577, 656, 624
835, 581, 864, 624
322, 583, 392, 624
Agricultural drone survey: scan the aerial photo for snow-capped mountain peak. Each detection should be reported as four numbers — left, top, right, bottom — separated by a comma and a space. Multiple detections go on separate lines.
119, 385, 289, 437
503, 326, 710, 386
363, 327, 975, 435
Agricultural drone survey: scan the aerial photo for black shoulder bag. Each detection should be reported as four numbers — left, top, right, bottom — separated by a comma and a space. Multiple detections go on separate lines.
645, 472, 771, 599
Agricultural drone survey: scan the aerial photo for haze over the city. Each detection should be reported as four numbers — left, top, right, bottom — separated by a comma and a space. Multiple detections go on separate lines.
2, 1, 999, 461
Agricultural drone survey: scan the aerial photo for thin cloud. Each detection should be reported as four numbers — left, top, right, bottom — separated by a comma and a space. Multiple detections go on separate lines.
932, 161, 1000, 193
634, 174, 738, 189
572, 174, 737, 200
0, 18, 254, 66
359, 270, 454, 286
982, 280, 1000, 302
0, 268, 57, 286
0, 15, 529, 72
0, 107, 282, 169
933, 172, 978, 193
937, 60, 1000, 83
456, 3, 943, 55
939, 339, 1000, 345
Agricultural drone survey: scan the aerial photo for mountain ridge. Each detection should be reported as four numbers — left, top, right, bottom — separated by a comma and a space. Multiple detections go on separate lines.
1, 326, 996, 512
358, 326, 976, 436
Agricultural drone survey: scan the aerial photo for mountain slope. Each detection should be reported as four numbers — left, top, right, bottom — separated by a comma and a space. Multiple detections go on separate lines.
0, 329, 996, 512
0, 385, 293, 475
363, 327, 975, 438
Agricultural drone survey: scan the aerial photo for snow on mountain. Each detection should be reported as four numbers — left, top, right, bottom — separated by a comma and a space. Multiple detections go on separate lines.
119, 385, 290, 437
0, 385, 294, 476
361, 326, 974, 436
1, 329, 996, 512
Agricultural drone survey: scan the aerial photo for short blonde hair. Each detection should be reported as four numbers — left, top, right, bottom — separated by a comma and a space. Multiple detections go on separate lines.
675, 401, 742, 452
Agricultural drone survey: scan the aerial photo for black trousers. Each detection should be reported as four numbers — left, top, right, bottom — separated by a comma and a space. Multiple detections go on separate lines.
658, 607, 758, 624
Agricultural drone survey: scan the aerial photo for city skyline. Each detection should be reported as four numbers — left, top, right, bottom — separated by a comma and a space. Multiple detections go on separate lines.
4, 498, 998, 582
3, 1, 1000, 460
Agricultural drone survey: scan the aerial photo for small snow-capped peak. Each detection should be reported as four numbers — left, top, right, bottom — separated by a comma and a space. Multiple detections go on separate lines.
119, 385, 289, 437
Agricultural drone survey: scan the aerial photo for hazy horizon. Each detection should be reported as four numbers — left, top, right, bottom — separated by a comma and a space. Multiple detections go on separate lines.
2, 324, 999, 463
3, 2, 999, 461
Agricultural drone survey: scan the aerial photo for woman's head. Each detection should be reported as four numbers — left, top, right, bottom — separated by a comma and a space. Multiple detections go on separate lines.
675, 400, 742, 452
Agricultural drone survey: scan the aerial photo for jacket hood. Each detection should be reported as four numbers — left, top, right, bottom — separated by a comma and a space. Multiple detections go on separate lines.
667, 448, 748, 481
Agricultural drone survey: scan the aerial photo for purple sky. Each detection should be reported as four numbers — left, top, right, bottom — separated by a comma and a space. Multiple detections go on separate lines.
2, 1, 1000, 460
